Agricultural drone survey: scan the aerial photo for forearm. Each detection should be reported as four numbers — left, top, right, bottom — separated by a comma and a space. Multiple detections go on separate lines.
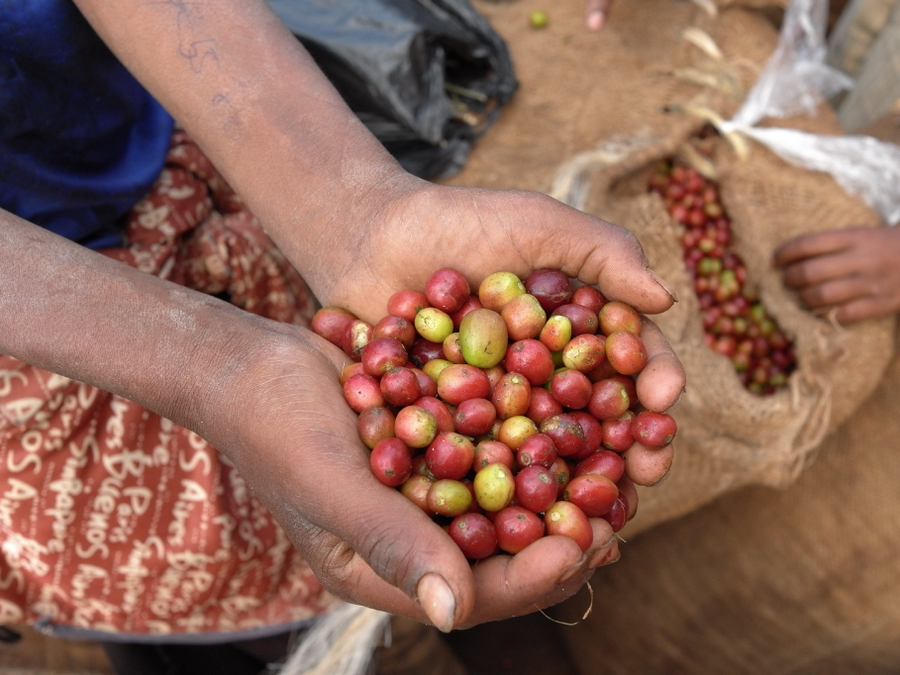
0, 209, 272, 440
71, 0, 417, 302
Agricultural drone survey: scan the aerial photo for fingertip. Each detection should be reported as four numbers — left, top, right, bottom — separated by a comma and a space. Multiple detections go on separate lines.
514, 532, 588, 582
620, 268, 678, 316
361, 494, 476, 627
558, 553, 590, 583
416, 573, 457, 633
772, 245, 794, 269
587, 10, 605, 31
646, 267, 677, 304
771, 246, 785, 267
586, 520, 617, 568
635, 352, 686, 413
588, 540, 620, 568
622, 443, 674, 486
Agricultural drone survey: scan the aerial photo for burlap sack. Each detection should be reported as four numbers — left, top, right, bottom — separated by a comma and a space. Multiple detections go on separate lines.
574, 119, 897, 534
452, 0, 896, 537
576, 20, 897, 536
548, 107, 900, 675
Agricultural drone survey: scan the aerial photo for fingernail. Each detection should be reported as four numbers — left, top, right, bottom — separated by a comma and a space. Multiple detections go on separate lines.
589, 546, 620, 568
650, 467, 672, 487
588, 10, 605, 31
587, 534, 619, 569
558, 554, 588, 583
416, 573, 456, 633
647, 268, 678, 302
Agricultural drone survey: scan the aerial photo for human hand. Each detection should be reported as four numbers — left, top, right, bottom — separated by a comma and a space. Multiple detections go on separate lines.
773, 225, 900, 324
247, 182, 683, 631
304, 181, 684, 485
585, 0, 614, 31
209, 320, 622, 632
0, 205, 621, 636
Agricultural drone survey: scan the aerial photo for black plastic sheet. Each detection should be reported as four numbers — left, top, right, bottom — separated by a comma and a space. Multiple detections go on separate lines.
267, 0, 518, 179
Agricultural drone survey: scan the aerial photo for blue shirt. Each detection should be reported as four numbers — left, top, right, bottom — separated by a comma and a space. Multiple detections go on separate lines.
0, 0, 174, 249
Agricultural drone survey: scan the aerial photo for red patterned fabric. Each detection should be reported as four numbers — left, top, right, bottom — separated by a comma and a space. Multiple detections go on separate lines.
0, 130, 336, 637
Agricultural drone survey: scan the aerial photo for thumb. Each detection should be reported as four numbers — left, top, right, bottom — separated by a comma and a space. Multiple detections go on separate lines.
294, 478, 477, 631
584, 220, 678, 314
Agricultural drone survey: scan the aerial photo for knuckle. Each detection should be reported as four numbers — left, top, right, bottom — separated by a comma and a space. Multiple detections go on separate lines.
352, 520, 421, 590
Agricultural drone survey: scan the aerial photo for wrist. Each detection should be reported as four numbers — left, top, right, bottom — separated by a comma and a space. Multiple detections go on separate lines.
0, 211, 280, 443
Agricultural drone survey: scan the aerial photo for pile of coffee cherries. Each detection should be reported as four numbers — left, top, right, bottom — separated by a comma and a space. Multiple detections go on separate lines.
311, 268, 676, 559
647, 133, 797, 395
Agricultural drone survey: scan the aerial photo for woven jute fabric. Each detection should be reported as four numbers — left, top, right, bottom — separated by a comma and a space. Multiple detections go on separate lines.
452, 0, 896, 535
586, 122, 894, 534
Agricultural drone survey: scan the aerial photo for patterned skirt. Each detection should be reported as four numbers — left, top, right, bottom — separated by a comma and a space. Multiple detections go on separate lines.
0, 129, 336, 640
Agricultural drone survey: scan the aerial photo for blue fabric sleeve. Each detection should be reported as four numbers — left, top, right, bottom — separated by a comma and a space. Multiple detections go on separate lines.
0, 0, 174, 249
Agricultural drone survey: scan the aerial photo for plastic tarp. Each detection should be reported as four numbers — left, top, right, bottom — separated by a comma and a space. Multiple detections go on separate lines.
268, 0, 518, 180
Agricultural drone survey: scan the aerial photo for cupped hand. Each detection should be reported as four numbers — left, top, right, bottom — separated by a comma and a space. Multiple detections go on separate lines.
773, 225, 900, 324
311, 182, 685, 414
258, 182, 684, 629
314, 181, 685, 475
317, 183, 677, 332
585, 0, 614, 30
208, 319, 621, 632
